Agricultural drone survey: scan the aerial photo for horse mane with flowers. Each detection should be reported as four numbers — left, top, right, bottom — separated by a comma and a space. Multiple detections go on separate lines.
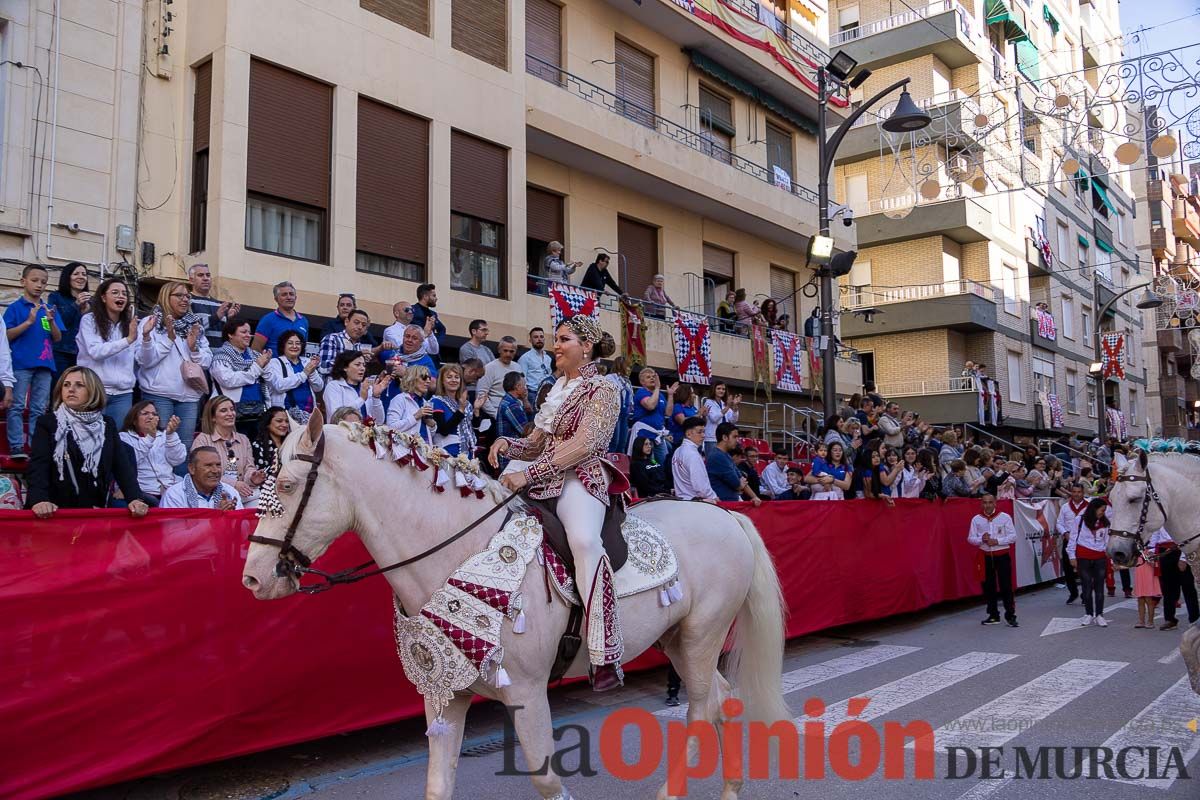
1130, 438, 1200, 459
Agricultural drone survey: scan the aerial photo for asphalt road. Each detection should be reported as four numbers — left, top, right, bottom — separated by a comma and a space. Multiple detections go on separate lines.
85, 585, 1200, 800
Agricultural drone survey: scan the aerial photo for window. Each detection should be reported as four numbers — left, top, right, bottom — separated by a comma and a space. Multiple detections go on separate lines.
1066, 370, 1078, 412
356, 97, 429, 283
527, 186, 564, 279
1007, 351, 1024, 403
997, 179, 1013, 229
525, 0, 561, 83
245, 60, 332, 263
766, 122, 793, 187
1124, 327, 1135, 366
615, 38, 655, 128
361, 0, 429, 35
190, 61, 211, 254
618, 216, 658, 299
845, 173, 869, 212
703, 244, 735, 318
451, 214, 504, 297
1061, 295, 1075, 339
848, 259, 871, 305
1002, 263, 1019, 314
1086, 380, 1097, 418
1116, 212, 1125, 244
1032, 352, 1055, 395
1057, 221, 1070, 263
1081, 305, 1092, 343
1077, 239, 1088, 273
769, 266, 796, 331
838, 5, 859, 36
452, 0, 507, 69
451, 131, 508, 297
1129, 388, 1138, 421
698, 86, 734, 164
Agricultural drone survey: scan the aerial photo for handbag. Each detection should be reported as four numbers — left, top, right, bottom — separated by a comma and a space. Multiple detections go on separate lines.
177, 337, 208, 393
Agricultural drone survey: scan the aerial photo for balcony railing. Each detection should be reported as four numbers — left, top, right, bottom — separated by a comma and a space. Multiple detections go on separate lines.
850, 89, 982, 129
720, 0, 827, 65
849, 181, 970, 216
876, 376, 978, 396
524, 275, 860, 363
526, 55, 818, 205
830, 0, 977, 47
842, 278, 1001, 310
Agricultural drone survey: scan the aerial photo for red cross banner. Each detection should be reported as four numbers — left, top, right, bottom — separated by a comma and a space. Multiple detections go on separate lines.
673, 312, 712, 385
548, 282, 600, 329
620, 299, 646, 370
1101, 333, 1125, 380
771, 329, 804, 394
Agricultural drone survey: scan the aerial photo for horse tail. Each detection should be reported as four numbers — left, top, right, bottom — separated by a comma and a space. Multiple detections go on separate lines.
724, 511, 791, 727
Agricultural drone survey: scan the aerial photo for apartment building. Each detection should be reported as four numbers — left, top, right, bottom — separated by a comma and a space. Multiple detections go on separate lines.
1135, 143, 1200, 439
826, 0, 1146, 442
125, 0, 860, 397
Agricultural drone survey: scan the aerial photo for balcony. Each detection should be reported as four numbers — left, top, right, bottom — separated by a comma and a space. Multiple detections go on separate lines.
525, 56, 841, 254
830, 0, 982, 71
874, 376, 984, 424
836, 90, 982, 162
1173, 196, 1200, 249
599, 0, 833, 123
850, 185, 992, 247
1158, 328, 1186, 354
841, 279, 1004, 337
1150, 227, 1177, 260
1026, 235, 1053, 277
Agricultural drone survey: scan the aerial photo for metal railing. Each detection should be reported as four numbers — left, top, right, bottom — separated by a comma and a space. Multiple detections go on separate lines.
963, 423, 1111, 469
720, 0, 828, 65
850, 89, 982, 130
849, 182, 971, 216
525, 55, 819, 205
876, 376, 978, 396
842, 278, 1000, 310
831, 0, 976, 47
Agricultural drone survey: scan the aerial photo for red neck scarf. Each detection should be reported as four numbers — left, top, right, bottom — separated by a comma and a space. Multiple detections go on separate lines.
1069, 499, 1088, 514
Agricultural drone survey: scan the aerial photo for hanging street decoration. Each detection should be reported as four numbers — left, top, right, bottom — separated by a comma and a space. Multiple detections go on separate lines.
673, 312, 712, 385
1101, 333, 1126, 380
771, 329, 804, 394
620, 299, 646, 370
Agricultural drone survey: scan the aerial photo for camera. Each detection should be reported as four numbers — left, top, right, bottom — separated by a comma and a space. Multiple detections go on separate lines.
842, 208, 855, 227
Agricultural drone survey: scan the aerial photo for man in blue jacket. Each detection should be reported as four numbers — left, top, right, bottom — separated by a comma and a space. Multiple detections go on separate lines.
706, 421, 762, 506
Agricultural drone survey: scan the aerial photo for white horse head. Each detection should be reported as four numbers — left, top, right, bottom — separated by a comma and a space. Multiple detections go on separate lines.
1106, 442, 1200, 567
1105, 448, 1159, 568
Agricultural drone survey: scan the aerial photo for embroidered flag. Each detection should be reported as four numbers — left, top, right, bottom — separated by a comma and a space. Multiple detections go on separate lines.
1047, 393, 1064, 428
1034, 307, 1057, 340
1106, 406, 1128, 440
806, 336, 823, 393
620, 299, 646, 370
673, 312, 712, 385
771, 329, 805, 393
752, 325, 771, 400
1101, 333, 1125, 380
548, 282, 600, 329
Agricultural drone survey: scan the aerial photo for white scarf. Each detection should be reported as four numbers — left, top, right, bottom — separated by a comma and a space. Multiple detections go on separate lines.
54, 405, 106, 482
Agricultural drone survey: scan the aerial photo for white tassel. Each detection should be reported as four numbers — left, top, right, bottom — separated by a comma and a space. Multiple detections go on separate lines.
426, 716, 453, 737
668, 581, 683, 603
495, 666, 511, 688
659, 588, 671, 607
513, 610, 526, 634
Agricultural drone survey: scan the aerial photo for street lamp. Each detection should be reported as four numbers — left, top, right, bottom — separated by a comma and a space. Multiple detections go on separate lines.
817, 51, 931, 419
1091, 281, 1163, 443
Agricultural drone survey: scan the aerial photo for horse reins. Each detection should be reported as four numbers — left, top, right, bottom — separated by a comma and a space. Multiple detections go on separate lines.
247, 434, 524, 594
1109, 467, 1200, 564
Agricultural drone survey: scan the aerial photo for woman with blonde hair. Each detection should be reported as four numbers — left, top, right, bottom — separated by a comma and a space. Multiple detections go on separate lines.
26, 366, 149, 517
386, 363, 436, 442
136, 280, 211, 463
542, 240, 581, 283
428, 363, 475, 457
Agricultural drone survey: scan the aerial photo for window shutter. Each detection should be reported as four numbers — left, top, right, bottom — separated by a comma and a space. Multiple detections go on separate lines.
246, 60, 332, 210
766, 122, 793, 179
357, 97, 428, 266
702, 244, 734, 279
526, 187, 563, 244
452, 0, 508, 70
614, 38, 655, 127
848, 259, 871, 287
698, 86, 734, 135
451, 131, 508, 224
360, 0, 429, 36
525, 0, 561, 80
193, 60, 211, 152
770, 266, 796, 329
618, 216, 657, 295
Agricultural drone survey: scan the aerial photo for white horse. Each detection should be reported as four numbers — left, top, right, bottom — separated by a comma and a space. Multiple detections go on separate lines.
241, 411, 790, 800
1106, 444, 1200, 693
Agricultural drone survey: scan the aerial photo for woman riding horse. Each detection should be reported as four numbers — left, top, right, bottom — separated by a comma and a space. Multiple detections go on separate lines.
489, 314, 627, 691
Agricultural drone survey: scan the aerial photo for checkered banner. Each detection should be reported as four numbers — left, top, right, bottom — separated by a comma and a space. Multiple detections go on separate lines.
1101, 333, 1125, 380
673, 312, 712, 385
771, 329, 805, 393
548, 282, 600, 329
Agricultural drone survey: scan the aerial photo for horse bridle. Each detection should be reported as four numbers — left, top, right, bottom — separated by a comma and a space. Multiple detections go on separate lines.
246, 433, 523, 594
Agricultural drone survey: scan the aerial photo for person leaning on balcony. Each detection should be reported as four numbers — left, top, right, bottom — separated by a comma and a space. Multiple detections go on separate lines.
643, 274, 677, 316
732, 288, 763, 332
542, 241, 581, 284
580, 253, 622, 295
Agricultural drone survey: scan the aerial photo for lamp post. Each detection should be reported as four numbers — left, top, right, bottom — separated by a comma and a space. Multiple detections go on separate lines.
816, 52, 931, 419
1090, 280, 1162, 443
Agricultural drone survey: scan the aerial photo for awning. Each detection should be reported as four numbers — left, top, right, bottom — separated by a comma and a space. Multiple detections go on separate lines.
1095, 238, 1115, 254
1043, 4, 1060, 34
1092, 176, 1118, 216
687, 50, 818, 135
985, 0, 1030, 42
1074, 165, 1091, 195
1077, 234, 1090, 247
1016, 38, 1041, 81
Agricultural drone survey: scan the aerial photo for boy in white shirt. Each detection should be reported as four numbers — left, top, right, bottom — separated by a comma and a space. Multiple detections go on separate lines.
760, 450, 790, 500
968, 493, 1017, 627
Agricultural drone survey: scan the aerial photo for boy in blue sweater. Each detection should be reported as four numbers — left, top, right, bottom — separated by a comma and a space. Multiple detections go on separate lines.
3, 265, 61, 457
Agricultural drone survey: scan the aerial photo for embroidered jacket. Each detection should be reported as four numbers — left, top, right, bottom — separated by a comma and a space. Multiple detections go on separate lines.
504, 361, 626, 505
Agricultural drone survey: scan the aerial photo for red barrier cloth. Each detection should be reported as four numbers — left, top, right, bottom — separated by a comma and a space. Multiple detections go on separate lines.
0, 499, 1000, 799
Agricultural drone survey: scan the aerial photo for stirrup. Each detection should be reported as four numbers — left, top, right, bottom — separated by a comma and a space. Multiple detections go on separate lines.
590, 663, 624, 693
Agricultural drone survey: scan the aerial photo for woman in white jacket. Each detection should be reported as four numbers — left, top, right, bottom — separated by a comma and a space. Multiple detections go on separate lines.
77, 277, 148, 427
386, 364, 435, 442
136, 281, 212, 469
118, 400, 187, 503
263, 329, 323, 424
322, 350, 385, 421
